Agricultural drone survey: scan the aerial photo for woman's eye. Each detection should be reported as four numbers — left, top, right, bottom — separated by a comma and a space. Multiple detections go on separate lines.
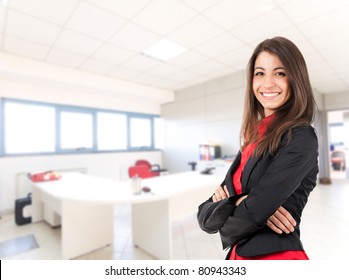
254, 72, 264, 76
275, 72, 286, 77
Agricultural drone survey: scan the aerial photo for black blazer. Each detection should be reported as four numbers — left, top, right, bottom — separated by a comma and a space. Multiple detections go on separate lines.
197, 125, 319, 258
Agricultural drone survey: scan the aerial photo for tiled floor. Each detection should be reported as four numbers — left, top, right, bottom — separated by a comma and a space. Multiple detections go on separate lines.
1, 177, 348, 260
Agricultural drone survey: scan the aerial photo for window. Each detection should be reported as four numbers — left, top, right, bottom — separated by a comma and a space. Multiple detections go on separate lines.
129, 117, 152, 149
97, 112, 127, 150
0, 98, 159, 156
59, 110, 93, 151
329, 123, 344, 146
4, 101, 55, 154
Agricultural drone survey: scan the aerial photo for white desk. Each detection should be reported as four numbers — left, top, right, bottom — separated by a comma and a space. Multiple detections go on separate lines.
31, 172, 221, 259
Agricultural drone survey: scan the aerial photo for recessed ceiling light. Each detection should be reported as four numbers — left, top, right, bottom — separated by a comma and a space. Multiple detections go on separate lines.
0, 0, 7, 6
141, 39, 187, 62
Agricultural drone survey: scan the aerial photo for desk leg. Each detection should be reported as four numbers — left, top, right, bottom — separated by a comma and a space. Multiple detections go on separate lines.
62, 201, 113, 259
31, 185, 44, 223
132, 200, 172, 259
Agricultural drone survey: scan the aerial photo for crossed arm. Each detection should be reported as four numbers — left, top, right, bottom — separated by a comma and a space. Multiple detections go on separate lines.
212, 185, 296, 234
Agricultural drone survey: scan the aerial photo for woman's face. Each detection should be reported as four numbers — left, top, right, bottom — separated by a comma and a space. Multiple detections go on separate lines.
252, 51, 291, 117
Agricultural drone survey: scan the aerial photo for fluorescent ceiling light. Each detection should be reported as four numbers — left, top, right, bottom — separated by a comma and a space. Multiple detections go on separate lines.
141, 39, 187, 61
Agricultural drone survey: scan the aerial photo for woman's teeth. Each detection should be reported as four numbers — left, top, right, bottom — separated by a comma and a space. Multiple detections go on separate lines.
262, 92, 279, 97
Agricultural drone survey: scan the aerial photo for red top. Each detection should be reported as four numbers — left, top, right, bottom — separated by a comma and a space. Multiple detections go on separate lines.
230, 114, 308, 260
232, 113, 272, 195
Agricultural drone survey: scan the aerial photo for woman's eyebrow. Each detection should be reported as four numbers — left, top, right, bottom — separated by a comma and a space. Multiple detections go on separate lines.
254, 66, 286, 71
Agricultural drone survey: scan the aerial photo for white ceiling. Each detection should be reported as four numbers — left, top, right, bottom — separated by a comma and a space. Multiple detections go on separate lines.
1, 0, 349, 94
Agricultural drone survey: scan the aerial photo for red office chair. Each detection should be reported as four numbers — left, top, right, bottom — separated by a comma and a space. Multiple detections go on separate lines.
135, 160, 162, 176
128, 165, 155, 179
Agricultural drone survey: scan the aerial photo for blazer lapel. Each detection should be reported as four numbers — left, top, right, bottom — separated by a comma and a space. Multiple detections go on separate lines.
222, 152, 241, 196
241, 154, 262, 192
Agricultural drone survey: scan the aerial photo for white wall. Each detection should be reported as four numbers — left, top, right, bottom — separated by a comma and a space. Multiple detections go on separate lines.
323, 91, 349, 111
0, 52, 173, 214
162, 71, 245, 173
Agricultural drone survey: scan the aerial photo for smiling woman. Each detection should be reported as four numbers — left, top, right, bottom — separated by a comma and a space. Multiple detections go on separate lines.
197, 36, 319, 260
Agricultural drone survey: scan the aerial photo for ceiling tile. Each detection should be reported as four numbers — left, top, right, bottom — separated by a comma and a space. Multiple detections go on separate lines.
194, 33, 244, 58
109, 66, 142, 80
93, 43, 136, 65
320, 46, 349, 67
189, 59, 227, 76
307, 60, 330, 77
340, 72, 349, 86
309, 67, 341, 86
168, 50, 208, 68
67, 2, 126, 40
216, 45, 253, 69
292, 40, 317, 56
269, 27, 307, 44
170, 70, 202, 83
150, 78, 182, 90
54, 29, 102, 56
87, 0, 151, 19
204, 0, 276, 30
4, 35, 49, 59
109, 23, 161, 52
298, 7, 349, 39
181, 0, 220, 12
331, 64, 349, 78
132, 0, 196, 35
231, 8, 293, 43
132, 72, 160, 85
80, 58, 116, 74
304, 52, 328, 70
313, 78, 347, 91
280, 0, 349, 24
123, 54, 161, 72
46, 48, 87, 67
8, 0, 78, 25
167, 15, 223, 48
317, 82, 348, 94
311, 27, 349, 51
181, 76, 209, 88
6, 10, 61, 45
147, 63, 181, 78
205, 67, 235, 82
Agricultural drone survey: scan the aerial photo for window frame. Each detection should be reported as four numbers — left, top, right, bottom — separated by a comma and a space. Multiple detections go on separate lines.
2, 98, 57, 156
56, 105, 96, 154
96, 110, 128, 152
127, 113, 155, 151
0, 98, 159, 157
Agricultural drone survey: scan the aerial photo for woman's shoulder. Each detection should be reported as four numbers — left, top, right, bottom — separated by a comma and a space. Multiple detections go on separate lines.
282, 124, 318, 149
291, 124, 317, 139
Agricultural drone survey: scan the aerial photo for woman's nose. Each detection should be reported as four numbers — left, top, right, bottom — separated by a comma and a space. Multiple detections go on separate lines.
262, 74, 275, 87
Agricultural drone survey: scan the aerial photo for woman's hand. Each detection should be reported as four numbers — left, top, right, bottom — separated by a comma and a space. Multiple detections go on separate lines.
212, 186, 248, 206
212, 185, 230, 202
267, 206, 296, 234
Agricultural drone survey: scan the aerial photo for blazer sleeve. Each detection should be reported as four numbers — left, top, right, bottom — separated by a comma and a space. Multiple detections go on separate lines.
219, 125, 318, 249
197, 153, 246, 233
197, 193, 246, 233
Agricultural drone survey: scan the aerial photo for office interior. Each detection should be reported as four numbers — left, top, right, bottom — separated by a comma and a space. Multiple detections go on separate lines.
1, 0, 349, 260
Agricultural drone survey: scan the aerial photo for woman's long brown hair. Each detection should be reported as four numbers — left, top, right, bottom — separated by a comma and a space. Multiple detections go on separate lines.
241, 36, 317, 156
